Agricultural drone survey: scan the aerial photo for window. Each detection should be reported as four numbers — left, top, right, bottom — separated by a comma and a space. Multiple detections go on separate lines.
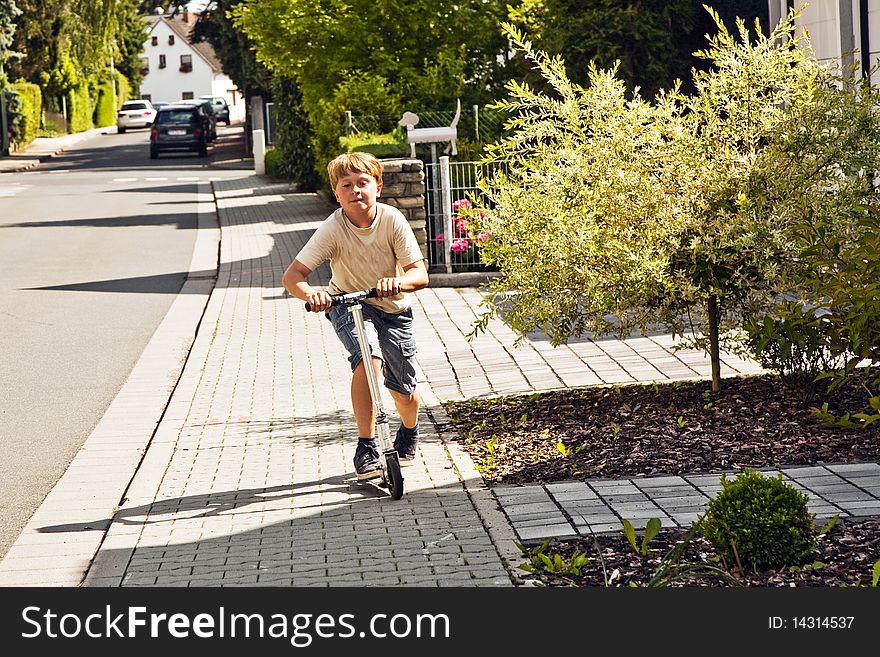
151, 35, 158, 46
168, 34, 175, 45
179, 54, 192, 73
182, 91, 194, 100
139, 57, 149, 76
141, 95, 151, 102
158, 54, 166, 69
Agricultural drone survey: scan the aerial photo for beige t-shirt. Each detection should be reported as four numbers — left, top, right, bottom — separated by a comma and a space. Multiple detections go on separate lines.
295, 203, 424, 313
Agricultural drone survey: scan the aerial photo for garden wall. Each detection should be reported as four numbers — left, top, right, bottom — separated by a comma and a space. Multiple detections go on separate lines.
379, 158, 427, 260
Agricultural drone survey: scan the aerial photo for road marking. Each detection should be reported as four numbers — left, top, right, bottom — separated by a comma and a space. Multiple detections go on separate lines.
0, 184, 28, 197
113, 177, 137, 182
49, 169, 71, 174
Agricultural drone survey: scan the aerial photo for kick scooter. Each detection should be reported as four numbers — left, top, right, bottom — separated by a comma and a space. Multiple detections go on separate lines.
306, 288, 404, 500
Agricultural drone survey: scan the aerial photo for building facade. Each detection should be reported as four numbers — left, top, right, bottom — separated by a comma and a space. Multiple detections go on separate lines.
769, 0, 880, 84
139, 11, 245, 120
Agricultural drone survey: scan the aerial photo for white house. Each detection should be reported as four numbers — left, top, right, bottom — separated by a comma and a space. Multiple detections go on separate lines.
138, 9, 245, 120
768, 1, 880, 85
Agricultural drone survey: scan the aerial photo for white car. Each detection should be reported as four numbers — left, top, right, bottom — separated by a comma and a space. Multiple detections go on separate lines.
116, 100, 156, 133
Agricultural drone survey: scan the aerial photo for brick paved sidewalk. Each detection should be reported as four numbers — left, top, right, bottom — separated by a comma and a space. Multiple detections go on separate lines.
80, 176, 516, 586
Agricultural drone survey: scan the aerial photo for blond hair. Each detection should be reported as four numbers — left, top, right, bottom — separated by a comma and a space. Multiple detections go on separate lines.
327, 152, 383, 188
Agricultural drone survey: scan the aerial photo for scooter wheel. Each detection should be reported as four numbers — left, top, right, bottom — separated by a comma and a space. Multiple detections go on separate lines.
386, 454, 404, 500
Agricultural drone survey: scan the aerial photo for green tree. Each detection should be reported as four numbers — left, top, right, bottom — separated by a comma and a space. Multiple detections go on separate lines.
233, 0, 513, 172
9, 0, 120, 89
509, 0, 698, 98
115, 0, 149, 93
6, 0, 68, 85
508, 0, 768, 97
192, 0, 272, 100
470, 11, 853, 392
234, 0, 511, 109
0, 0, 22, 83
270, 75, 319, 190
193, 2, 318, 188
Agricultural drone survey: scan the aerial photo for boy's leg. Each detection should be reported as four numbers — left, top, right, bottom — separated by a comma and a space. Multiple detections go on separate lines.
388, 388, 420, 430
351, 356, 383, 437
326, 306, 383, 478
369, 305, 421, 462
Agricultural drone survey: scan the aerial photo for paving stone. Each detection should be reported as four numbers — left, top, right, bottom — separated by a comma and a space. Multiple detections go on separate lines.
515, 524, 578, 543
633, 476, 691, 488
836, 501, 880, 515
575, 522, 621, 534
652, 495, 709, 508
826, 463, 880, 475
783, 466, 835, 477
599, 492, 651, 503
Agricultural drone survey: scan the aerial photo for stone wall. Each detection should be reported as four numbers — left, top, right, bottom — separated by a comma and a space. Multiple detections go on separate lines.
379, 158, 428, 260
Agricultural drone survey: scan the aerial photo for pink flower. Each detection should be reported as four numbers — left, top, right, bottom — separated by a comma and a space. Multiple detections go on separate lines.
450, 238, 470, 253
474, 231, 492, 243
455, 217, 470, 234
452, 198, 472, 212
433, 232, 445, 242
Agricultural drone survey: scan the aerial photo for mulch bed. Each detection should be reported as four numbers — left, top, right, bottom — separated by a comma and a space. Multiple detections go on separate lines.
442, 371, 880, 586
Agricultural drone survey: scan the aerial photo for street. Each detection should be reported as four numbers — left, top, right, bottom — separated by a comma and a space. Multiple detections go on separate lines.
0, 124, 248, 558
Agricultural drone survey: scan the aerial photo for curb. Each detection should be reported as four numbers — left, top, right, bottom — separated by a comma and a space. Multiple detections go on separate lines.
0, 126, 113, 172
426, 403, 530, 584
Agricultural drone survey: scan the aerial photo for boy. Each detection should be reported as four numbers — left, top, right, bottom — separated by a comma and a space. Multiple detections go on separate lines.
282, 152, 429, 480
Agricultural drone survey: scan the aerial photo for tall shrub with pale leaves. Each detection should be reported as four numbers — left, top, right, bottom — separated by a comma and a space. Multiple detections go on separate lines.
471, 10, 833, 391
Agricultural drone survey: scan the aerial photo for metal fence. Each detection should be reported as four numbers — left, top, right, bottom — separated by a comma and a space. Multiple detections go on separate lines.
423, 157, 505, 272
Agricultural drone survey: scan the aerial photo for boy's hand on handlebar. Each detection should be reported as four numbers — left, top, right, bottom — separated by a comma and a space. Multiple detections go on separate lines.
305, 290, 332, 312
375, 277, 401, 298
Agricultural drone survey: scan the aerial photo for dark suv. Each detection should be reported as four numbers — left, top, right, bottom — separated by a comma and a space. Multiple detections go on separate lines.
149, 104, 210, 159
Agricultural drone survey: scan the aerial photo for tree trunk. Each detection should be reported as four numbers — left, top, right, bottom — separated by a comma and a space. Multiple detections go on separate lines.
707, 294, 721, 392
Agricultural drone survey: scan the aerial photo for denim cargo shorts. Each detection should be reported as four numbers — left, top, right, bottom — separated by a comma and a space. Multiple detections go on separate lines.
326, 302, 418, 396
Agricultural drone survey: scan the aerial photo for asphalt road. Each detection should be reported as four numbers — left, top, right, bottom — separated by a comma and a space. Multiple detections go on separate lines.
0, 124, 248, 558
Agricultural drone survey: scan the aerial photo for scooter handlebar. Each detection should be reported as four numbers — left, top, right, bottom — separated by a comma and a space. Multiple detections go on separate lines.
304, 285, 399, 312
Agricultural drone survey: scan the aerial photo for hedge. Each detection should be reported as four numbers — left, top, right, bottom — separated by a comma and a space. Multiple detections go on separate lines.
67, 80, 93, 133
11, 80, 42, 148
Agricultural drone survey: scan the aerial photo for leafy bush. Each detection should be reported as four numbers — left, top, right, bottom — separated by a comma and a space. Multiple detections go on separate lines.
696, 469, 817, 570
264, 147, 281, 178
10, 80, 41, 148
93, 71, 131, 127
3, 87, 23, 148
93, 81, 116, 128
339, 131, 408, 159
269, 76, 319, 191
115, 71, 131, 109
745, 302, 849, 402
67, 80, 93, 133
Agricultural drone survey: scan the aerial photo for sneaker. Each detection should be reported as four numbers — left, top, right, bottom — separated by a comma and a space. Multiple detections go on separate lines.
354, 439, 381, 480
394, 425, 419, 463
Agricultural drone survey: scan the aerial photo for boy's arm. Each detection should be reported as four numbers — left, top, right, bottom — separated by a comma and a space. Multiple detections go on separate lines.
376, 259, 429, 299
283, 259, 333, 312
